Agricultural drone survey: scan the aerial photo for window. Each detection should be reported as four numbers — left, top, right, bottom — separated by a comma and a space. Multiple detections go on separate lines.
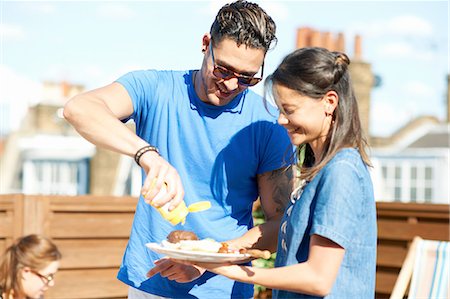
377, 158, 436, 203
22, 159, 90, 195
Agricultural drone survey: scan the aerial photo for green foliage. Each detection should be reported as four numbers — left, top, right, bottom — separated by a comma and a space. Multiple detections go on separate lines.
252, 252, 276, 297
252, 202, 276, 298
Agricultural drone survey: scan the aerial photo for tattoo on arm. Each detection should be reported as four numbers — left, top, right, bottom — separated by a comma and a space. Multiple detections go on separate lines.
259, 165, 295, 214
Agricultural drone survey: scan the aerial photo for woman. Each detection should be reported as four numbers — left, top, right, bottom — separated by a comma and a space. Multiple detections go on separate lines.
181, 47, 377, 298
0, 234, 61, 299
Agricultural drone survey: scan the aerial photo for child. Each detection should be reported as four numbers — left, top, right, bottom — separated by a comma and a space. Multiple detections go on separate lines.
0, 234, 61, 299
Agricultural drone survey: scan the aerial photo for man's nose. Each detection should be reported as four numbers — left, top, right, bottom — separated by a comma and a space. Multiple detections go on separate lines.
222, 77, 239, 91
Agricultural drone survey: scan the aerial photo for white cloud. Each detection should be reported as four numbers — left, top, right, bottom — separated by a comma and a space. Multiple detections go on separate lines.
0, 66, 43, 132
81, 65, 105, 80
97, 3, 136, 20
33, 3, 57, 14
259, 1, 289, 22
401, 80, 435, 99
352, 14, 434, 38
377, 41, 434, 60
349, 14, 437, 61
39, 63, 110, 90
0, 23, 25, 41
0, 66, 43, 104
388, 15, 433, 37
205, 0, 229, 16
370, 99, 413, 136
371, 79, 441, 137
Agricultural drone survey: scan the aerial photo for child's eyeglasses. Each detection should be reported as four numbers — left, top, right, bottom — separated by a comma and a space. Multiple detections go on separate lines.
210, 42, 263, 87
31, 270, 54, 285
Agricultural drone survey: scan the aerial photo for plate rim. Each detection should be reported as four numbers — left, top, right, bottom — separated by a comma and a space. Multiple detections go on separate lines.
145, 242, 251, 262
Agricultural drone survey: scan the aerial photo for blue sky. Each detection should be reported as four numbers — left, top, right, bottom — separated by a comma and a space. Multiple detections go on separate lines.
1, 0, 449, 137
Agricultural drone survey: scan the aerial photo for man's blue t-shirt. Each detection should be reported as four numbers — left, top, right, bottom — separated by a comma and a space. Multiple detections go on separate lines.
273, 148, 377, 298
115, 70, 292, 298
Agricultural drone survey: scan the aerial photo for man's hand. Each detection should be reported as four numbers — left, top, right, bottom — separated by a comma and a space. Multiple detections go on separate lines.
147, 258, 205, 283
139, 151, 185, 211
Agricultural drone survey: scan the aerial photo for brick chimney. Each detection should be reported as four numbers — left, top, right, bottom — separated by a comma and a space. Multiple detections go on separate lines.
354, 34, 362, 61
295, 27, 374, 139
295, 27, 345, 52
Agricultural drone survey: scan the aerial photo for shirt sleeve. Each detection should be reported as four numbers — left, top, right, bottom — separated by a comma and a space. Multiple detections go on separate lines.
257, 107, 294, 174
115, 70, 158, 128
310, 160, 364, 249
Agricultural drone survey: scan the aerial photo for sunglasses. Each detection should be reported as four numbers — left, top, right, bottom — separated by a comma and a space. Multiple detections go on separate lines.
209, 42, 263, 87
31, 269, 54, 285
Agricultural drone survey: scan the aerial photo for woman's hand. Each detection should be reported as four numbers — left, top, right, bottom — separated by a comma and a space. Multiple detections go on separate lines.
170, 259, 248, 281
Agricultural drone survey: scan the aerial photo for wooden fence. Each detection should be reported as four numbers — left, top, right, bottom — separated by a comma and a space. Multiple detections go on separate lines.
1, 195, 449, 298
376, 201, 449, 298
0, 194, 136, 299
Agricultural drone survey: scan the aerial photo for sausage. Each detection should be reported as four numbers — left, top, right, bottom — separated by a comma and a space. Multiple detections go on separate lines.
167, 230, 199, 243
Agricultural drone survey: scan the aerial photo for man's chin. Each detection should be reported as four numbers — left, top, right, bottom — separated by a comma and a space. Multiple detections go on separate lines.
214, 90, 240, 104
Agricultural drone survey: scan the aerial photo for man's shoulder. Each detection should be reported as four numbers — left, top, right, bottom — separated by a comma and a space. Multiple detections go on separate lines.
124, 69, 189, 79
242, 89, 279, 116
242, 88, 264, 101
116, 69, 191, 90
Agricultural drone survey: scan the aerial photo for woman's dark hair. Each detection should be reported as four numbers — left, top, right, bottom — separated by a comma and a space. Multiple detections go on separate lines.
210, 0, 277, 52
266, 47, 371, 181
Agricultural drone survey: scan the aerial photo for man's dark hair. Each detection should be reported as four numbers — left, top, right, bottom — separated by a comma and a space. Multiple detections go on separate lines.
210, 0, 277, 52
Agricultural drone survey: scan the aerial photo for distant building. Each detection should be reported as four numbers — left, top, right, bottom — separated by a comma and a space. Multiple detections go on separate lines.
369, 71, 450, 204
0, 80, 141, 196
370, 117, 449, 204
0, 82, 94, 195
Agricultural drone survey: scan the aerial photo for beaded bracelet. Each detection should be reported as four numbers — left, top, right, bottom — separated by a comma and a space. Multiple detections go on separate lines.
134, 145, 159, 166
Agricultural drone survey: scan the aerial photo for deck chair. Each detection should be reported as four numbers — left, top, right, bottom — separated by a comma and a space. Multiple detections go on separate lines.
390, 236, 449, 299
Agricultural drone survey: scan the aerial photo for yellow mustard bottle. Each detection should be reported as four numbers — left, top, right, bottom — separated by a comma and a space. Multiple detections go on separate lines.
149, 182, 211, 225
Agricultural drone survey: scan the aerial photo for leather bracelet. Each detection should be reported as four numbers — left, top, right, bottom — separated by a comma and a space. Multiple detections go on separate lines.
134, 145, 159, 167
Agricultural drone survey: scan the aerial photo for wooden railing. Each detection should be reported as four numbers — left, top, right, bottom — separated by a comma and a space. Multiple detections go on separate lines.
0, 194, 136, 299
376, 201, 449, 298
1, 195, 449, 299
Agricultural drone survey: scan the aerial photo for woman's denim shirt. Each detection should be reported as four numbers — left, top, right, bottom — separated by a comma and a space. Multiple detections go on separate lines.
273, 148, 377, 299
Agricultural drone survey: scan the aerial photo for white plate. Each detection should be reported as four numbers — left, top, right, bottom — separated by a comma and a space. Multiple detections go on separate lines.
146, 242, 251, 263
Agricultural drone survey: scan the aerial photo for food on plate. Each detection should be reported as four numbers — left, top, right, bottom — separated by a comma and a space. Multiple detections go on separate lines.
167, 230, 199, 243
161, 230, 271, 259
163, 230, 238, 254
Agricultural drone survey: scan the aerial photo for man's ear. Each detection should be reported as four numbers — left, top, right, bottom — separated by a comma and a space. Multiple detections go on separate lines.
201, 33, 211, 53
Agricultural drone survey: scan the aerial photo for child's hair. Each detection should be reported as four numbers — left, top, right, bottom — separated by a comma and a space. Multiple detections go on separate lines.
266, 47, 371, 181
0, 234, 61, 298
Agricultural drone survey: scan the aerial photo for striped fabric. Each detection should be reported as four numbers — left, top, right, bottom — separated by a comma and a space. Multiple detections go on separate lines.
408, 239, 449, 299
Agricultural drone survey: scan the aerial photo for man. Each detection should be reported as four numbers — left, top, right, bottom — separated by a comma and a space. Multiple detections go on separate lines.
64, 1, 293, 298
